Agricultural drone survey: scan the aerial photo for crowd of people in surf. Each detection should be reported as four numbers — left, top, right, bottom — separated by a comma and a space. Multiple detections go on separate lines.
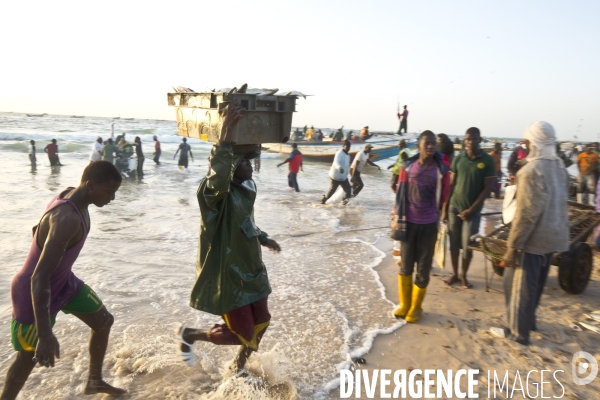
26, 132, 195, 178
4, 101, 592, 399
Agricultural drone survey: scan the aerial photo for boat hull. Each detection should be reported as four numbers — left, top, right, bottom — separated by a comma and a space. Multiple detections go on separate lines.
264, 140, 406, 162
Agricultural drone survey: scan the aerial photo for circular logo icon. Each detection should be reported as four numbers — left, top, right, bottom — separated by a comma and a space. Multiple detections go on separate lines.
477, 162, 485, 169
572, 351, 598, 385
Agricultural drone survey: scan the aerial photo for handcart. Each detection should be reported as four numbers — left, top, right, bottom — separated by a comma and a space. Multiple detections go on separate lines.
470, 201, 599, 294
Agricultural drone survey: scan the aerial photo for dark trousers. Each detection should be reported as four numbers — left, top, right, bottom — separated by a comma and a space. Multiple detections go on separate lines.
48, 155, 60, 166
503, 252, 552, 345
288, 172, 300, 192
153, 150, 161, 164
324, 178, 352, 201
398, 120, 407, 134
351, 171, 364, 197
400, 222, 438, 288
137, 156, 144, 178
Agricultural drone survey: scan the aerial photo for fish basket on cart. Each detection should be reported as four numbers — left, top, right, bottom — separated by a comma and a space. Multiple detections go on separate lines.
476, 201, 599, 294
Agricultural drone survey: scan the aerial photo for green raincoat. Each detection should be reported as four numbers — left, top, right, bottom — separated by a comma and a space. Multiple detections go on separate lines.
190, 144, 271, 316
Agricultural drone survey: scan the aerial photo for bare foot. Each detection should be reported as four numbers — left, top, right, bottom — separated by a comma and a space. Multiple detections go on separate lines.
444, 275, 459, 286
461, 278, 473, 289
84, 380, 126, 396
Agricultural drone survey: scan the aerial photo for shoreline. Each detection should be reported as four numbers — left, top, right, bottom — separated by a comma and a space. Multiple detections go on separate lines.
347, 229, 600, 398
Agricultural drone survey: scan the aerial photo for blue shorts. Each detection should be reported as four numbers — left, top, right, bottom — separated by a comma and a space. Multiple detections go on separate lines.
448, 206, 481, 260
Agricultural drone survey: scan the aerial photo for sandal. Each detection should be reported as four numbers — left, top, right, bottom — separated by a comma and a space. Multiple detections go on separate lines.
176, 325, 195, 366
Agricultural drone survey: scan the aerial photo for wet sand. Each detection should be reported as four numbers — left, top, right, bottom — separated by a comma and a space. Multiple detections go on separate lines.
356, 236, 600, 399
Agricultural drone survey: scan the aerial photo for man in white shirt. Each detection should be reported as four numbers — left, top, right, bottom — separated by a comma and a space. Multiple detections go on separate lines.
89, 137, 104, 163
321, 140, 352, 205
350, 143, 380, 197
28, 140, 36, 167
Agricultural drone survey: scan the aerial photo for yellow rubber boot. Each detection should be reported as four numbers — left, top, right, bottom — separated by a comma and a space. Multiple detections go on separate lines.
392, 275, 413, 318
405, 285, 427, 323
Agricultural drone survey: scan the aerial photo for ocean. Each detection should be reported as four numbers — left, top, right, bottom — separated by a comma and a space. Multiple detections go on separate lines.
0, 112, 409, 399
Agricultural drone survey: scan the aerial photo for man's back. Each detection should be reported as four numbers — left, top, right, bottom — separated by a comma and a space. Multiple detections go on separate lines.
11, 190, 88, 324
508, 159, 569, 254
45, 143, 57, 156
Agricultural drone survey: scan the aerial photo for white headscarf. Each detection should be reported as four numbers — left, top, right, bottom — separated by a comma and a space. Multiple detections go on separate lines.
524, 121, 560, 162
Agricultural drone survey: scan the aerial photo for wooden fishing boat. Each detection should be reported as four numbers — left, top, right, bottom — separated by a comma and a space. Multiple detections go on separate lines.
263, 136, 416, 162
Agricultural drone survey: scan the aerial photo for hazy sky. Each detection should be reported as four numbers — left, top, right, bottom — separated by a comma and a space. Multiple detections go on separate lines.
2, 1, 599, 140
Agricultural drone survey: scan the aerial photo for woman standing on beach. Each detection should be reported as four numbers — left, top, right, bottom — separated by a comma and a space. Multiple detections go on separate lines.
393, 131, 450, 322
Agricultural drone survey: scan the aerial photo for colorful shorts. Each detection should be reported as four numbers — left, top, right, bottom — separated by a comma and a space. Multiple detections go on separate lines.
11, 284, 103, 352
208, 296, 271, 350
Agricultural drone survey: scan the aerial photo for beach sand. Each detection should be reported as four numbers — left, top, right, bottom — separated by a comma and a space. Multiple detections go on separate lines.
351, 238, 600, 399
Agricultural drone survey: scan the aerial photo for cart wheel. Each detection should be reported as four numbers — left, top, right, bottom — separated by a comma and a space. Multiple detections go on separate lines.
492, 259, 504, 276
558, 242, 593, 294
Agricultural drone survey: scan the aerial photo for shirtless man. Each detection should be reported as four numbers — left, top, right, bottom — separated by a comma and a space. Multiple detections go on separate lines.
1, 161, 126, 400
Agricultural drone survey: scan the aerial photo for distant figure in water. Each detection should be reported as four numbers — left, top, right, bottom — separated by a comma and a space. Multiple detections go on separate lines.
397, 105, 409, 135
102, 138, 117, 164
153, 135, 161, 165
44, 139, 62, 166
89, 136, 103, 163
174, 138, 194, 170
322, 140, 352, 204
28, 140, 36, 167
1, 161, 126, 399
133, 136, 144, 179
277, 143, 303, 192
177, 102, 281, 374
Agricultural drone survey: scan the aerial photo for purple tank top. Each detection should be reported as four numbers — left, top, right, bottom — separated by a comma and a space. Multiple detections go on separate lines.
11, 189, 87, 324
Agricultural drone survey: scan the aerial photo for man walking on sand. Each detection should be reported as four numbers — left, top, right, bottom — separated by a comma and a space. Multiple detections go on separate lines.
397, 105, 409, 135
442, 127, 495, 289
1, 161, 126, 400
277, 143, 303, 192
176, 102, 281, 373
321, 140, 353, 204
490, 122, 569, 345
393, 131, 450, 323
350, 143, 380, 197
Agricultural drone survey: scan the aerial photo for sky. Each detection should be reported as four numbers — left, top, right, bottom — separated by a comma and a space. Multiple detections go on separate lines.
1, 0, 599, 140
